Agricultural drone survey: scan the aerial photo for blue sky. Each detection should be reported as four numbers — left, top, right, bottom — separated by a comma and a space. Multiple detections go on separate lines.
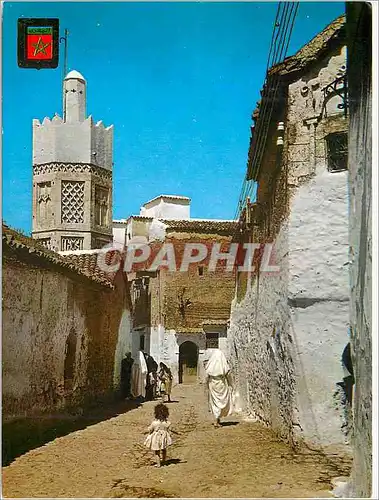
2, 1, 345, 233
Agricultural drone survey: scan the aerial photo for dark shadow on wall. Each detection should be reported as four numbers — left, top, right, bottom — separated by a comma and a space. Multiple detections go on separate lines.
2, 397, 141, 466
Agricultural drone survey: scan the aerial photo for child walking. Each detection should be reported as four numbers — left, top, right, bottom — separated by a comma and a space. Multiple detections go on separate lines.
144, 403, 174, 467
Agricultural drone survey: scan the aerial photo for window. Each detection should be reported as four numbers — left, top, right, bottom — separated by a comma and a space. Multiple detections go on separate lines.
206, 332, 219, 349
95, 186, 109, 226
326, 132, 348, 172
198, 266, 204, 277
61, 181, 85, 223
61, 237, 84, 251
37, 182, 52, 224
139, 334, 145, 351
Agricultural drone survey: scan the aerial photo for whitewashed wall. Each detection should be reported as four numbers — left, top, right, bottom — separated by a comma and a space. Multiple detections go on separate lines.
112, 223, 127, 247
141, 198, 190, 220
228, 43, 350, 449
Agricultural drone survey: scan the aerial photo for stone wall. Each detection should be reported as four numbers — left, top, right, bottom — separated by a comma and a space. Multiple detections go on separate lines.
228, 34, 351, 450
2, 254, 131, 420
162, 235, 235, 330
159, 233, 234, 383
32, 165, 113, 251
128, 230, 236, 383
346, 3, 372, 497
229, 223, 297, 442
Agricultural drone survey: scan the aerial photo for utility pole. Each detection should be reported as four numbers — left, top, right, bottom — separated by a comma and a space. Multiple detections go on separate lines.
60, 29, 69, 120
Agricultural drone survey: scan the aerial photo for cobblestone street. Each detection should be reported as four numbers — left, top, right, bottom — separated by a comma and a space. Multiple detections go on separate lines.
2, 384, 351, 498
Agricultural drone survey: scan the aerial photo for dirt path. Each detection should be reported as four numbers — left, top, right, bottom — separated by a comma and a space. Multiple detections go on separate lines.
2, 384, 351, 498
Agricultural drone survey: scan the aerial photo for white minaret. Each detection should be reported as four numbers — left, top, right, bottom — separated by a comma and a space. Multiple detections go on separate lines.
32, 70, 114, 252
63, 70, 86, 123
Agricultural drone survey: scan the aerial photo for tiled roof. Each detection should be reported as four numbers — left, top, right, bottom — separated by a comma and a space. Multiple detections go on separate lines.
143, 195, 191, 206
163, 219, 238, 234
202, 320, 228, 326
2, 223, 116, 289
175, 327, 204, 334
126, 216, 238, 234
61, 252, 121, 287
269, 15, 345, 78
128, 215, 154, 222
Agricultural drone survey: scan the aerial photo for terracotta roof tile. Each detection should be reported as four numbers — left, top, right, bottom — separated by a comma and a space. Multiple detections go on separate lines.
126, 216, 238, 234
61, 252, 121, 287
175, 327, 204, 334
2, 223, 116, 288
162, 219, 238, 234
202, 320, 228, 326
128, 216, 153, 222
143, 195, 191, 205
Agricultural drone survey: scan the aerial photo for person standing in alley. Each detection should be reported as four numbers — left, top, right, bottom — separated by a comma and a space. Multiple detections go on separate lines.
121, 352, 134, 399
158, 362, 173, 403
205, 349, 233, 427
131, 350, 148, 399
144, 353, 159, 401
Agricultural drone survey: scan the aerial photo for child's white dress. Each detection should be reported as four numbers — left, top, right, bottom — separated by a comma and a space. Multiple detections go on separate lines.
144, 420, 173, 451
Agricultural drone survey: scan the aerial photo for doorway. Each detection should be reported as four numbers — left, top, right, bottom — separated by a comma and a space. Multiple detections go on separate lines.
179, 341, 198, 384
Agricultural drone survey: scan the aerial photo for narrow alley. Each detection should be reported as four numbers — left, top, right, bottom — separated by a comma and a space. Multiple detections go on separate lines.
2, 384, 351, 499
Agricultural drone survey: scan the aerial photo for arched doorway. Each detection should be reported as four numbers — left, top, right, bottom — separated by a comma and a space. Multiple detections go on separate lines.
179, 341, 198, 384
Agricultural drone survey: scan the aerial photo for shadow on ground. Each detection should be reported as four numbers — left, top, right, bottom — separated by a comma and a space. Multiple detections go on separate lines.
164, 458, 186, 466
2, 397, 141, 466
221, 421, 239, 427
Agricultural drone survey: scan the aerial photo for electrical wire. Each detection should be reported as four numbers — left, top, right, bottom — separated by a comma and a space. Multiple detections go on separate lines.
234, 3, 289, 219
234, 1, 299, 220
252, 3, 298, 181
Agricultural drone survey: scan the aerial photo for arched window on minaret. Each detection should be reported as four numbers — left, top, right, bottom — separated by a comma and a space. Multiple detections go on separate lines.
37, 182, 52, 225
95, 186, 109, 227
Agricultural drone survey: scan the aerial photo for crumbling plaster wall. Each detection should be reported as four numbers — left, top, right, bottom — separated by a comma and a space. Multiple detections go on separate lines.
2, 258, 130, 420
228, 45, 350, 449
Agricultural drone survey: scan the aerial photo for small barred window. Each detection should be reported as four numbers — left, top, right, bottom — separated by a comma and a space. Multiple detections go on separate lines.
326, 132, 348, 172
206, 332, 219, 349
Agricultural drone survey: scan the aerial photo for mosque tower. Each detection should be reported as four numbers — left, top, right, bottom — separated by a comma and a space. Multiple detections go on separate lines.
31, 70, 114, 251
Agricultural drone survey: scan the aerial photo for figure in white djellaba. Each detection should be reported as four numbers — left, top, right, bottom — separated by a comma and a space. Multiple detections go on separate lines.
205, 349, 234, 427
131, 350, 148, 399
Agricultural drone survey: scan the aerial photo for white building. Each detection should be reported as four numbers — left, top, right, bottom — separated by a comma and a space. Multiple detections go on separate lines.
228, 15, 351, 452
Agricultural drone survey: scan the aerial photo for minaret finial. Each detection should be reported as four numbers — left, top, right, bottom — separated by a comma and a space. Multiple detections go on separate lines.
63, 70, 86, 123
